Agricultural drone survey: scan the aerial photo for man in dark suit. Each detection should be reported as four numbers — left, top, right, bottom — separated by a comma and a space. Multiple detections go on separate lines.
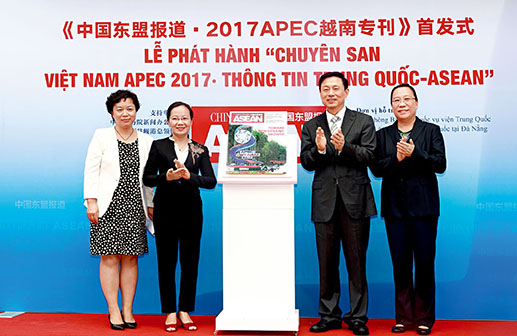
300, 72, 377, 335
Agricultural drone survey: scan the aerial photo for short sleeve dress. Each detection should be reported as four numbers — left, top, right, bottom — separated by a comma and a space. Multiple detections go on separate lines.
90, 139, 148, 255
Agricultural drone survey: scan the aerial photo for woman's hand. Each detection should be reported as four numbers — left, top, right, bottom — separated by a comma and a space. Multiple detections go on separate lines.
174, 159, 190, 180
165, 161, 190, 181
396, 137, 415, 161
166, 168, 182, 181
86, 199, 99, 224
147, 207, 154, 221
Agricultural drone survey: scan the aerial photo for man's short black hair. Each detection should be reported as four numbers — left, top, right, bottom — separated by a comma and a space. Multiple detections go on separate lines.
318, 71, 349, 91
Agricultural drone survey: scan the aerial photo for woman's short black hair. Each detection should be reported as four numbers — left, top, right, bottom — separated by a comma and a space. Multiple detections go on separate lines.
390, 83, 418, 103
105, 90, 140, 114
166, 101, 193, 119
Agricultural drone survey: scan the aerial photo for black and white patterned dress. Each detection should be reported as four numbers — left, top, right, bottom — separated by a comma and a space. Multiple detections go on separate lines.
90, 139, 148, 255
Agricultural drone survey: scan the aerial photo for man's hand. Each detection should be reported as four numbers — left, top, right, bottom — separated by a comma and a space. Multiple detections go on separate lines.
330, 129, 345, 151
316, 127, 327, 151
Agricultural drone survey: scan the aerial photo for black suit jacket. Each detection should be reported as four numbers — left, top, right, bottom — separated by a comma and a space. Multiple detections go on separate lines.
143, 138, 216, 209
300, 108, 377, 221
370, 117, 446, 218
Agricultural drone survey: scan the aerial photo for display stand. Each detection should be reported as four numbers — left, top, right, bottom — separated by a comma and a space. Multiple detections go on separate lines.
215, 135, 299, 334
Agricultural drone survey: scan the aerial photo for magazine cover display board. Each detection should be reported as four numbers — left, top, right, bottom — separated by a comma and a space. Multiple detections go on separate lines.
218, 111, 297, 184
226, 111, 288, 176
215, 111, 299, 332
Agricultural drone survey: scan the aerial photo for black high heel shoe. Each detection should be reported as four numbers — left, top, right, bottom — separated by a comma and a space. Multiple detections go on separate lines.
121, 311, 137, 329
108, 314, 125, 331
392, 324, 406, 333
417, 326, 431, 335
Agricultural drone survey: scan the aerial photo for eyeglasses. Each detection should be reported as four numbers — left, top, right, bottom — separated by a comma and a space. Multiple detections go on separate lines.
170, 116, 190, 122
391, 97, 415, 105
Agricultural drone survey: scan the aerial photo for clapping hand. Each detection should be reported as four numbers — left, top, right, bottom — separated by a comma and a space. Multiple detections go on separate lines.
396, 137, 415, 161
316, 127, 327, 151
330, 129, 345, 151
166, 159, 191, 181
174, 159, 191, 180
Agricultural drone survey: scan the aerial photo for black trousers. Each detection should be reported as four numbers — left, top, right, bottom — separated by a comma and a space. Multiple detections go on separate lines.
153, 206, 203, 314
385, 216, 437, 328
314, 192, 370, 324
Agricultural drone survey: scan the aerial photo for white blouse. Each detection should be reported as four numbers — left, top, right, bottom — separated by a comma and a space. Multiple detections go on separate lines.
170, 138, 189, 164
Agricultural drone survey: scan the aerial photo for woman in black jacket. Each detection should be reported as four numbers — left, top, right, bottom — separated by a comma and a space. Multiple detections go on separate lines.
144, 101, 216, 332
371, 84, 446, 335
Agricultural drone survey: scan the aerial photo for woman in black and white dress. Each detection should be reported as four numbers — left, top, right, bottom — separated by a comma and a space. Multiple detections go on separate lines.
84, 90, 154, 330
